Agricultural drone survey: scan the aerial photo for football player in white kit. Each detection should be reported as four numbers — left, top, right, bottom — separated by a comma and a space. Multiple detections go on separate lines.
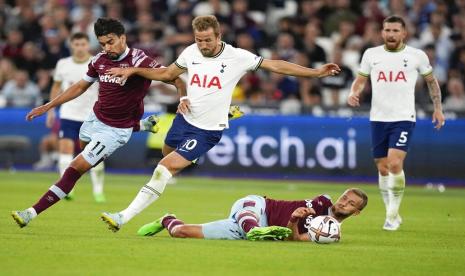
100, 15, 341, 232
347, 16, 445, 231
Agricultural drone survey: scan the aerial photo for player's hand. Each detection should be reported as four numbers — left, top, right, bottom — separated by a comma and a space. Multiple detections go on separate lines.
45, 110, 55, 128
291, 207, 315, 220
347, 92, 360, 107
26, 104, 49, 121
317, 63, 341, 78
106, 67, 134, 85
432, 109, 445, 130
177, 98, 191, 114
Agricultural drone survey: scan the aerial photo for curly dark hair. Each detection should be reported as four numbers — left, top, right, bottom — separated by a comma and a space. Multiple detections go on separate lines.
94, 17, 125, 37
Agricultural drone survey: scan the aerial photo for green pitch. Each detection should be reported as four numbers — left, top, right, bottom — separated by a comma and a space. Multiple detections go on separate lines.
1, 171, 464, 275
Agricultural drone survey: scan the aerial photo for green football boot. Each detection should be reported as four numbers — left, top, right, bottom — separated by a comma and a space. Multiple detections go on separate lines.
246, 226, 292, 241
137, 214, 175, 236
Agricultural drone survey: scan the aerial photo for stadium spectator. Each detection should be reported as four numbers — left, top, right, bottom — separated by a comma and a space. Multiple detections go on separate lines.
320, 47, 353, 107
444, 77, 465, 112
1, 69, 42, 107
136, 188, 368, 241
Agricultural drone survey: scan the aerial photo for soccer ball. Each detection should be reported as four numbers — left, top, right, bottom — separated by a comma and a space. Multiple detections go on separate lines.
308, 215, 341, 244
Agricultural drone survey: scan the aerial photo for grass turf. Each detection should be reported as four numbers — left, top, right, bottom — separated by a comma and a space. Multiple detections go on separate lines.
1, 171, 464, 275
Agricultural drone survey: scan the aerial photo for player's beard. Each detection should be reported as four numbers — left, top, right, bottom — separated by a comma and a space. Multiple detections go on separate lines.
200, 43, 220, 57
385, 39, 402, 51
330, 205, 352, 220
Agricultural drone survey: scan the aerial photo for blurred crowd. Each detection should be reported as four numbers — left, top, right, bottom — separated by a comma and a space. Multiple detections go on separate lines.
1, 0, 465, 115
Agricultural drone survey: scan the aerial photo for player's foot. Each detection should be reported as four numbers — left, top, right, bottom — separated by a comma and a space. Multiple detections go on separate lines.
101, 212, 123, 232
228, 105, 244, 120
11, 210, 34, 228
246, 226, 292, 241
93, 193, 106, 203
140, 114, 160, 133
383, 219, 400, 231
137, 213, 175, 236
396, 214, 402, 225
64, 189, 75, 201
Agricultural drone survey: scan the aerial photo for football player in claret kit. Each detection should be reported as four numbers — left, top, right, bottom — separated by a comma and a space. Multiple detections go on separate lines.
136, 188, 368, 241
11, 18, 186, 228
348, 15, 445, 231
45, 32, 107, 202
101, 15, 341, 232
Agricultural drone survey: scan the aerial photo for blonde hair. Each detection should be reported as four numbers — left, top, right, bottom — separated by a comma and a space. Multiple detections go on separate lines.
192, 15, 220, 37
347, 188, 368, 211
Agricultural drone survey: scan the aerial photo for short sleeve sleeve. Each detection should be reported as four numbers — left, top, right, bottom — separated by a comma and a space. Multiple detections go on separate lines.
133, 49, 162, 68
417, 50, 433, 76
235, 48, 263, 71
174, 48, 188, 70
53, 60, 64, 82
358, 50, 371, 77
83, 59, 98, 83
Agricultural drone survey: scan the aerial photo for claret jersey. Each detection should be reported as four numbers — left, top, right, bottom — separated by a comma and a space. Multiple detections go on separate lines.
265, 194, 333, 234
84, 47, 161, 128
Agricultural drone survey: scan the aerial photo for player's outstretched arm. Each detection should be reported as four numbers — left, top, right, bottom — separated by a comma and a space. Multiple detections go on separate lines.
424, 73, 445, 130
107, 63, 186, 83
347, 74, 368, 107
259, 59, 340, 78
286, 207, 314, 242
45, 81, 62, 128
26, 80, 92, 121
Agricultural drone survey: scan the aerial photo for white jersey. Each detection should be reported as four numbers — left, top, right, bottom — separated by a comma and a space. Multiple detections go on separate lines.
174, 42, 263, 130
358, 44, 433, 122
53, 56, 99, 122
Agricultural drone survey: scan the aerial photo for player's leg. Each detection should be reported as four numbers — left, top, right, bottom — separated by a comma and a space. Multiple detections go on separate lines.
385, 148, 407, 229
101, 151, 191, 231
137, 214, 205, 238
383, 121, 414, 230
58, 138, 76, 200
57, 119, 83, 200
101, 115, 223, 231
89, 161, 105, 202
371, 122, 390, 223
11, 154, 92, 228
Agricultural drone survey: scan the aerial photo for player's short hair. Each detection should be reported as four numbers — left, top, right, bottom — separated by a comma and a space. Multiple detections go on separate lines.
70, 32, 89, 41
192, 15, 220, 37
383, 15, 406, 29
347, 188, 368, 211
94, 18, 125, 37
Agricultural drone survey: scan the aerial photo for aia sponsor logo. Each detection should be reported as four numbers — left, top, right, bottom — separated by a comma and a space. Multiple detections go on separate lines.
190, 74, 222, 89
376, 71, 407, 82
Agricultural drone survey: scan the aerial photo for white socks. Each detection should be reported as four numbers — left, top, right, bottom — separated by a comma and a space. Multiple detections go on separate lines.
387, 171, 405, 221
58, 153, 73, 176
119, 165, 172, 224
90, 162, 105, 195
378, 173, 389, 213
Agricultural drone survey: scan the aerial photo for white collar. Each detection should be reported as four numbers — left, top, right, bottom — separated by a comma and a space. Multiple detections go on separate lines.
115, 47, 130, 61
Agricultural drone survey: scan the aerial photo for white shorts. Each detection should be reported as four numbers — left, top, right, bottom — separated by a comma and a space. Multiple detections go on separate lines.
79, 112, 133, 166
201, 195, 268, 240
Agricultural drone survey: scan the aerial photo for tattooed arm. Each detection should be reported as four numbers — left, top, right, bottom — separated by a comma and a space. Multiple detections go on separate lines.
424, 73, 445, 130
